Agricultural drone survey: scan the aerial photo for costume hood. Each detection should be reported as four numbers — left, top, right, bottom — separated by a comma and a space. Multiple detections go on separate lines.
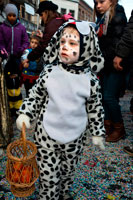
43, 21, 104, 73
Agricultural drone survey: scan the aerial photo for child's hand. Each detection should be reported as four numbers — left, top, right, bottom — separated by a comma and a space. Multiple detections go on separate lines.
36, 30, 43, 38
32, 30, 43, 38
16, 114, 31, 130
22, 59, 29, 68
23, 63, 29, 68
92, 136, 105, 150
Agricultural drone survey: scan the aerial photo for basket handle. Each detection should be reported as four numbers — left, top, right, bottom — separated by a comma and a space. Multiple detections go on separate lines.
21, 122, 27, 157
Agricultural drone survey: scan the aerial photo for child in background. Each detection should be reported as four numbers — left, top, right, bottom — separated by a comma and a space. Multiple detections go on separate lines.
0, 3, 29, 116
0, 3, 29, 60
16, 21, 105, 200
4, 55, 22, 117
21, 34, 42, 96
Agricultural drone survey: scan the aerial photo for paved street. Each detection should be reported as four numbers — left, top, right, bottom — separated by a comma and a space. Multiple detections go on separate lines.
0, 89, 132, 200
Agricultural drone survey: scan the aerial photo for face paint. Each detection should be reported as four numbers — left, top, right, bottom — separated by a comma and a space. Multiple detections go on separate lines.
73, 51, 77, 56
59, 27, 80, 64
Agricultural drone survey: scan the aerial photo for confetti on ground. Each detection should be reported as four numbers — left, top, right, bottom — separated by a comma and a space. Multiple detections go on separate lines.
0, 89, 132, 199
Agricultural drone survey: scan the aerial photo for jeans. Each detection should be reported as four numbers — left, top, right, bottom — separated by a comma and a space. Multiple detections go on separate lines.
101, 70, 125, 123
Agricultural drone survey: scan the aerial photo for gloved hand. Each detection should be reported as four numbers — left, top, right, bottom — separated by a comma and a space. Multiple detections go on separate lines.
92, 136, 105, 150
16, 114, 31, 130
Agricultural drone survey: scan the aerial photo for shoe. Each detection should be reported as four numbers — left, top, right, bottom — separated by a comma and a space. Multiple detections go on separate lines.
106, 122, 125, 142
104, 120, 113, 136
130, 97, 133, 113
123, 146, 133, 156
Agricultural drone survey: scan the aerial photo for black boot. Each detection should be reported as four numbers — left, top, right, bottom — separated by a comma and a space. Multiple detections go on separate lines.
123, 146, 133, 156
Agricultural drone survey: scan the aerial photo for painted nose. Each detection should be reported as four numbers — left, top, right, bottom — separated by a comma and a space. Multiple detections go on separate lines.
62, 44, 68, 50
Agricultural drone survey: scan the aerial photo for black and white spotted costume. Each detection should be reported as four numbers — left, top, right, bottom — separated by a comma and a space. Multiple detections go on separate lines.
17, 21, 105, 200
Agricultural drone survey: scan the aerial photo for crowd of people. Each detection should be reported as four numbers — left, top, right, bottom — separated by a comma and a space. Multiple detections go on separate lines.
0, 0, 132, 199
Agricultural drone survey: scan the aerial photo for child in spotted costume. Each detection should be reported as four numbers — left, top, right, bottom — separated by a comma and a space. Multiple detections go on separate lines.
16, 21, 105, 200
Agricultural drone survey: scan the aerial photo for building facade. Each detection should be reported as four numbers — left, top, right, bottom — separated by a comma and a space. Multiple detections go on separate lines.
53, 0, 93, 21
78, 0, 93, 21
53, 0, 79, 20
4, 0, 93, 34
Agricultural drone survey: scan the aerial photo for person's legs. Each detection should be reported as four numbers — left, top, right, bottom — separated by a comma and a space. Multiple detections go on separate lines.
35, 128, 87, 200
101, 71, 126, 142
101, 71, 124, 122
24, 79, 34, 97
59, 132, 87, 199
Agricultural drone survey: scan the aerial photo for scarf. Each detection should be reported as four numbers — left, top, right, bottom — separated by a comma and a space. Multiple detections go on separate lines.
95, 9, 110, 37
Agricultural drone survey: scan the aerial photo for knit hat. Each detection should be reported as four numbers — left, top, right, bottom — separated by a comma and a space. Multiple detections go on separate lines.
36, 1, 58, 15
4, 3, 18, 18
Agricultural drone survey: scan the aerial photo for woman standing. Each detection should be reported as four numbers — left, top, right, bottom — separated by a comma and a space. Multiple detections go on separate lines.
24, 1, 68, 64
93, 0, 127, 142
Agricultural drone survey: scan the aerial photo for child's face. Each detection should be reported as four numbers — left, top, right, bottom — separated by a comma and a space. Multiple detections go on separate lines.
94, 0, 112, 14
30, 39, 39, 49
59, 27, 80, 64
7, 13, 17, 25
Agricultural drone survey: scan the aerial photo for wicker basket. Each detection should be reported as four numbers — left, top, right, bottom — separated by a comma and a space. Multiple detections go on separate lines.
6, 123, 39, 197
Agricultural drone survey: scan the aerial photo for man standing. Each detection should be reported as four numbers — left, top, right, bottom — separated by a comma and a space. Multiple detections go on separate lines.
113, 10, 133, 156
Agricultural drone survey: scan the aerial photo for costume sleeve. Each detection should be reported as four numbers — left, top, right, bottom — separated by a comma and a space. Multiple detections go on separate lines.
86, 75, 105, 137
89, 26, 104, 73
18, 69, 48, 122
115, 10, 133, 58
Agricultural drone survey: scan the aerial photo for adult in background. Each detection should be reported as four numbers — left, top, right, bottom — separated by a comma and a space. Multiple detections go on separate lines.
93, 0, 127, 142
113, 10, 133, 156
24, 1, 65, 63
23, 1, 74, 66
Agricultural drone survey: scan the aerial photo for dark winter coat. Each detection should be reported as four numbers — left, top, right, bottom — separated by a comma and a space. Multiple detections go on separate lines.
115, 10, 133, 89
115, 10, 133, 58
28, 17, 64, 61
0, 19, 29, 57
97, 4, 127, 72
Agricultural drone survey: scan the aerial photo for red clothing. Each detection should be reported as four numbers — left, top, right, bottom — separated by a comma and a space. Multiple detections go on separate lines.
28, 18, 64, 61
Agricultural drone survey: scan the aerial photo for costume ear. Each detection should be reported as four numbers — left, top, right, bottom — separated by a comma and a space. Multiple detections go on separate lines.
76, 21, 90, 35
88, 22, 96, 28
76, 21, 96, 35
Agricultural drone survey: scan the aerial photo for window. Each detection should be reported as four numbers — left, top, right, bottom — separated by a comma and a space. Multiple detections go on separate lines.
82, 10, 84, 18
27, 13, 31, 21
61, 8, 66, 15
69, 10, 75, 17
20, 5, 25, 18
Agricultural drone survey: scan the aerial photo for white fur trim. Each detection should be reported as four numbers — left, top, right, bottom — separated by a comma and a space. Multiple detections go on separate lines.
92, 136, 105, 150
16, 114, 30, 130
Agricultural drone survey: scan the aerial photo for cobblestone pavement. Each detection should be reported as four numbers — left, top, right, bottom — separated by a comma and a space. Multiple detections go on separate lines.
0, 89, 132, 200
